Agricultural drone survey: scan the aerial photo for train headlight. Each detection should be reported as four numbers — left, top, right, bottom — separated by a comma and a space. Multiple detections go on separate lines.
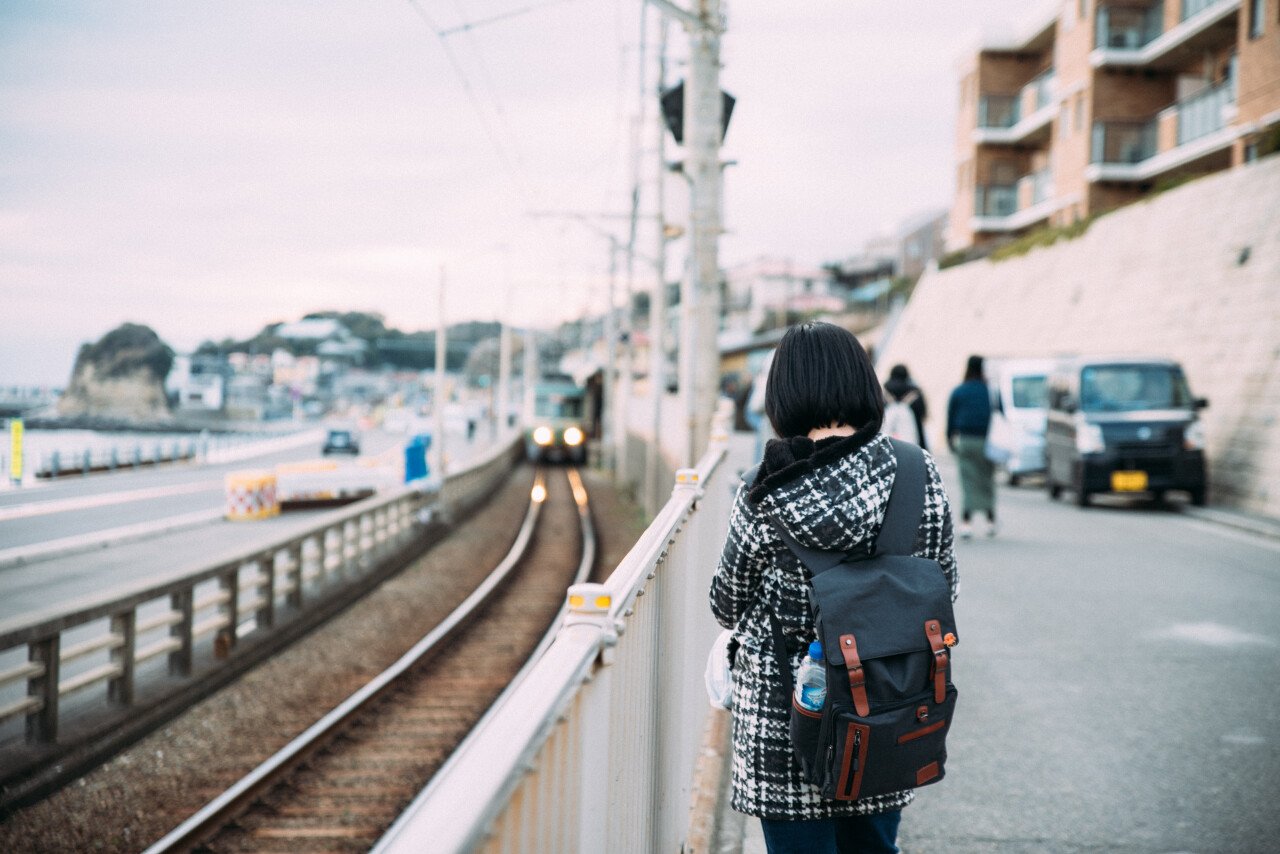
564, 426, 584, 446
533, 426, 553, 446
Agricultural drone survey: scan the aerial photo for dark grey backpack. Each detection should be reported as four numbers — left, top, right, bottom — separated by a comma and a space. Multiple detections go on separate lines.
766, 438, 958, 801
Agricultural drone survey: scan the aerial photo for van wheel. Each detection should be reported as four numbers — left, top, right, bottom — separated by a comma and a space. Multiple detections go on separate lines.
1075, 487, 1091, 508
1190, 487, 1207, 507
1048, 478, 1061, 500
1008, 472, 1021, 487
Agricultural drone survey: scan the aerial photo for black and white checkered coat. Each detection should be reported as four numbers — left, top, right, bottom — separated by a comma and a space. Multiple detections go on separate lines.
710, 430, 958, 820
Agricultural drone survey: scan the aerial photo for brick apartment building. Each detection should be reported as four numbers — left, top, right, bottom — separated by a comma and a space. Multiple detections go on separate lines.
948, 0, 1280, 250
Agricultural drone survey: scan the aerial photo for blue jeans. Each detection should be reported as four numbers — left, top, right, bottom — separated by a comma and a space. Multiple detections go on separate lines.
760, 810, 901, 854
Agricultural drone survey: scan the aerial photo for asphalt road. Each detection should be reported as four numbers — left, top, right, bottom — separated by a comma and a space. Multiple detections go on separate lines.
0, 424, 508, 628
893, 467, 1280, 853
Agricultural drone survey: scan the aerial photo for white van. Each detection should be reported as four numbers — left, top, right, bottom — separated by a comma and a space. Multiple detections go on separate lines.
986, 358, 1055, 484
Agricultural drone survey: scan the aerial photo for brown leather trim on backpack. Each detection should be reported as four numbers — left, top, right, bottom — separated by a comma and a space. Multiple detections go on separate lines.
925, 620, 948, 705
916, 761, 940, 786
897, 719, 947, 744
838, 633, 871, 717
791, 697, 823, 719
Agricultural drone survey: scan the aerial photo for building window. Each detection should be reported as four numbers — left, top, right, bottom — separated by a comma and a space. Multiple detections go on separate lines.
1074, 95, 1084, 134
1245, 142, 1259, 162
1250, 0, 1264, 38
1079, 0, 1088, 21
1060, 105, 1070, 139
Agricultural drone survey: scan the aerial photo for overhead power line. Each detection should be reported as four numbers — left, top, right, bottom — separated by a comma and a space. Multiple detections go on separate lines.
404, 0, 535, 202
437, 0, 575, 37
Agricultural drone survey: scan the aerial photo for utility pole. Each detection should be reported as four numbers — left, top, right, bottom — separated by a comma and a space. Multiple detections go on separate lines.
601, 239, 620, 471
496, 249, 513, 439
434, 265, 448, 480
617, 7, 650, 493
497, 320, 512, 437
645, 15, 670, 516
649, 0, 724, 464
522, 326, 537, 426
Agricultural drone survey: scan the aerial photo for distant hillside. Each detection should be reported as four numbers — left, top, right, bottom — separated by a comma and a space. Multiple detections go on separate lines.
196, 311, 500, 371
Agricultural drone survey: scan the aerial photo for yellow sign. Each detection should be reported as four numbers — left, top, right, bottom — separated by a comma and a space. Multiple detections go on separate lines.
1111, 470, 1148, 492
9, 419, 22, 482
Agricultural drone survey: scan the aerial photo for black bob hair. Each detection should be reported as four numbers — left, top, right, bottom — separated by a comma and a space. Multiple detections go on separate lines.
764, 321, 884, 439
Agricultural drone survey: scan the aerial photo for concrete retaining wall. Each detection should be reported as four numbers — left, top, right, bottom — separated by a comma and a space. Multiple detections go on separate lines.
878, 156, 1280, 518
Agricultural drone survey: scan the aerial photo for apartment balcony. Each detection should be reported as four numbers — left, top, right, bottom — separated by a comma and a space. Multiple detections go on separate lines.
1086, 80, 1239, 181
973, 69, 1057, 145
1092, 0, 1240, 70
971, 169, 1067, 233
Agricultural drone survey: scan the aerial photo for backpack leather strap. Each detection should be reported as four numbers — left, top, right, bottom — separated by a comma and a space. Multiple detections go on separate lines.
768, 439, 928, 572
925, 620, 949, 704
838, 633, 871, 716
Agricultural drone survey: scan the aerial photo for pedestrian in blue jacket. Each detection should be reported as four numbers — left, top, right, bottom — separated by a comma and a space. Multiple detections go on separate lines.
947, 355, 996, 538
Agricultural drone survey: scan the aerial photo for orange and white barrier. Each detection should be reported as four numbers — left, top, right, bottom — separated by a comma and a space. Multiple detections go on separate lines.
224, 470, 280, 521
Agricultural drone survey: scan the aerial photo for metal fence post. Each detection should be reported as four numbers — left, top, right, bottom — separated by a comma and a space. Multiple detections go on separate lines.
258, 553, 276, 629
286, 543, 304, 610
27, 636, 60, 744
169, 588, 194, 676
562, 593, 616, 854
215, 570, 239, 658
109, 610, 136, 706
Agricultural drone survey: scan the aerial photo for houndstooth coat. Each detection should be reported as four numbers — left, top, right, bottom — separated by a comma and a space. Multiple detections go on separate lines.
710, 430, 959, 820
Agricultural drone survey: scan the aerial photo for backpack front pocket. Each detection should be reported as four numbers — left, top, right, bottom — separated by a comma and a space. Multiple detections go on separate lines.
789, 697, 825, 781
822, 686, 957, 801
825, 712, 871, 800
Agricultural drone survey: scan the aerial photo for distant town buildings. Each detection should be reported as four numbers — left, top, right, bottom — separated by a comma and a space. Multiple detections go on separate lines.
949, 0, 1280, 250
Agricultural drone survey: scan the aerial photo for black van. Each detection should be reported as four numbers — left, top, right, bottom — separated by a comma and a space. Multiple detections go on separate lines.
1044, 357, 1208, 507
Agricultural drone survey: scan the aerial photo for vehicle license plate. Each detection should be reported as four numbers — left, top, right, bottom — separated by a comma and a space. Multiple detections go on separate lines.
1111, 471, 1148, 492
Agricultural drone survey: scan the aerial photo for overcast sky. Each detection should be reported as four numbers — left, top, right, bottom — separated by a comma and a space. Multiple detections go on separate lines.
1, 0, 1033, 386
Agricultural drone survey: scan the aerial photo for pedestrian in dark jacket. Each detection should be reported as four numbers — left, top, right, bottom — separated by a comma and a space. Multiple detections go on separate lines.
711, 322, 959, 854
883, 364, 929, 451
947, 354, 996, 538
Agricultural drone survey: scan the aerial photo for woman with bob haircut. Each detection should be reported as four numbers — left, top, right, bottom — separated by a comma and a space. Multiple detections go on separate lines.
711, 321, 959, 854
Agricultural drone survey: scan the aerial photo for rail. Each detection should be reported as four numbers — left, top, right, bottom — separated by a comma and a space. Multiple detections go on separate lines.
374, 427, 742, 853
141, 464, 588, 853
0, 434, 522, 807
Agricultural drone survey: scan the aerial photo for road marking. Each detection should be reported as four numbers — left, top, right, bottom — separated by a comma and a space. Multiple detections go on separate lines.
0, 507, 224, 568
0, 480, 216, 522
1147, 622, 1276, 648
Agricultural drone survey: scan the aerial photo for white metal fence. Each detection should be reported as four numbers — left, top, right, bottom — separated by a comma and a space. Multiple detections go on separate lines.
374, 428, 746, 853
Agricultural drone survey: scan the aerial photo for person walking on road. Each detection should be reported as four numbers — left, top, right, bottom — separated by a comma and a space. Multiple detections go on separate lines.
710, 321, 959, 854
882, 364, 929, 451
947, 354, 996, 538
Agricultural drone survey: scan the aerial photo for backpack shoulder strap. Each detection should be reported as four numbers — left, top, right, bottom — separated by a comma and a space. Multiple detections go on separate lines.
769, 519, 847, 577
875, 438, 927, 556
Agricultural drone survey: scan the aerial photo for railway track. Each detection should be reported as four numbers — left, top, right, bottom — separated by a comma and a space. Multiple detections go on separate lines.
142, 466, 595, 854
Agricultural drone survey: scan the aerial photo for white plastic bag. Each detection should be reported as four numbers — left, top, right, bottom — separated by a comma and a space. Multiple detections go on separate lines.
984, 413, 1014, 465
704, 629, 735, 710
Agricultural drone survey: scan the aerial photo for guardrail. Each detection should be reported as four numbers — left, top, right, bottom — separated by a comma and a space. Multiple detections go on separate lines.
373, 426, 743, 853
0, 435, 522, 806
1, 429, 323, 481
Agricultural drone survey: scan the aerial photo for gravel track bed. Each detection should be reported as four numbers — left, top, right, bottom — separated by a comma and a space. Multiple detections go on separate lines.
0, 464, 647, 853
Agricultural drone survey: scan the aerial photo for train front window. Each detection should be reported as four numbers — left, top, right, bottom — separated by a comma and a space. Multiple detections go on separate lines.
536, 393, 583, 419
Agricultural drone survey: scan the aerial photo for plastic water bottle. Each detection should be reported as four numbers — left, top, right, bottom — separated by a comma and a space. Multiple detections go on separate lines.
794, 641, 826, 712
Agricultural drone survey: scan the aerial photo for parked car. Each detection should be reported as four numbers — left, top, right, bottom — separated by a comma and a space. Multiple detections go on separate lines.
322, 427, 361, 456
986, 358, 1055, 485
1044, 356, 1208, 507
